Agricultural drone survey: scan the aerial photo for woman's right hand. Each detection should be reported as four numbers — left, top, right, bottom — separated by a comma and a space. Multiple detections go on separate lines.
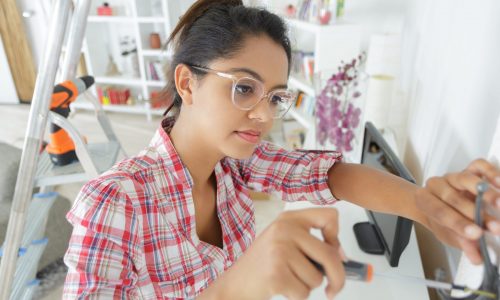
202, 207, 346, 300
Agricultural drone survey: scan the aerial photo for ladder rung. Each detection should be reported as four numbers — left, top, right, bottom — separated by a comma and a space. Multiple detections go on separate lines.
20, 279, 40, 300
0, 247, 26, 258
9, 239, 48, 300
35, 141, 121, 187
0, 192, 57, 256
21, 193, 58, 246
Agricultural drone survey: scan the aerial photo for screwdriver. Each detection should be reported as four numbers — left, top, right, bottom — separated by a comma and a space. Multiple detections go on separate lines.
307, 258, 373, 282
309, 258, 496, 299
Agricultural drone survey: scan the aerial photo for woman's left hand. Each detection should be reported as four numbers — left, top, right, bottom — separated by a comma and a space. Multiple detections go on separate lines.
414, 159, 500, 264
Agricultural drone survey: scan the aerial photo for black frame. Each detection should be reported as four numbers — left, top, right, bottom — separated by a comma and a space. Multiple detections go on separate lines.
360, 122, 416, 267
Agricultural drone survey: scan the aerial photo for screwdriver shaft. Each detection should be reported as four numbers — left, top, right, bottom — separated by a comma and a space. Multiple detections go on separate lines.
374, 272, 453, 290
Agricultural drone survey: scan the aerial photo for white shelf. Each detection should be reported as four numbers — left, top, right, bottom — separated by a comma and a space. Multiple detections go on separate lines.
289, 74, 316, 97
146, 80, 166, 87
71, 101, 164, 116
137, 16, 165, 23
88, 15, 134, 23
284, 17, 355, 33
281, 12, 361, 150
82, 1, 181, 120
94, 76, 143, 86
142, 49, 172, 57
284, 17, 325, 33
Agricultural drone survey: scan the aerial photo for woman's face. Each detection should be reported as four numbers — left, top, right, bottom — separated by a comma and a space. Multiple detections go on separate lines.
188, 35, 290, 159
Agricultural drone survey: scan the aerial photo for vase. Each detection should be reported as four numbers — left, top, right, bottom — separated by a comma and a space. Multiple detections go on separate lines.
315, 55, 368, 160
318, 8, 332, 25
97, 3, 113, 16
149, 33, 161, 49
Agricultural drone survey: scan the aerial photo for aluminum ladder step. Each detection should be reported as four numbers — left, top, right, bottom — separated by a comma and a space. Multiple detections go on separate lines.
8, 239, 48, 300
0, 193, 57, 299
35, 141, 121, 187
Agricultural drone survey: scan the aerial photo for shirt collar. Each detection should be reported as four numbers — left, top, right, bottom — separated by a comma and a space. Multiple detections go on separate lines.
149, 117, 194, 188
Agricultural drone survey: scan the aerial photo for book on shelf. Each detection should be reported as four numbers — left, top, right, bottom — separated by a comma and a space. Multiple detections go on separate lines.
97, 86, 131, 105
294, 91, 316, 117
295, 0, 337, 23
291, 50, 315, 83
147, 61, 166, 81
303, 56, 315, 82
295, 92, 304, 108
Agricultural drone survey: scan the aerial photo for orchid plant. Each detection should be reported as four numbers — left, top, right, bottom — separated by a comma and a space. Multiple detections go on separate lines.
316, 53, 367, 152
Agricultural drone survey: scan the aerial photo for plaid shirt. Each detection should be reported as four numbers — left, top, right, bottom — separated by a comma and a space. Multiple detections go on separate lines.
63, 117, 342, 299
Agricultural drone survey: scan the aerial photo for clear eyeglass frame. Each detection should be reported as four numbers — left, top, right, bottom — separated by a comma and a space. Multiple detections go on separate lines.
189, 65, 297, 119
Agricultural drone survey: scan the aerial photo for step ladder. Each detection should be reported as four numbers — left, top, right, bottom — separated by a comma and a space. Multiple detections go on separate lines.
0, 0, 126, 298
0, 193, 57, 300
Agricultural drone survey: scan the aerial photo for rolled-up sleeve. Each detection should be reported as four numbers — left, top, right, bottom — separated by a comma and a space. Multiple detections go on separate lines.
63, 179, 141, 299
235, 142, 343, 204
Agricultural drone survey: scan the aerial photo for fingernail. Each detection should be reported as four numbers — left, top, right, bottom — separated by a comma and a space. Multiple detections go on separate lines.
495, 176, 500, 187
465, 225, 482, 238
327, 291, 335, 300
325, 286, 334, 300
488, 221, 500, 234
496, 198, 500, 208
339, 246, 348, 262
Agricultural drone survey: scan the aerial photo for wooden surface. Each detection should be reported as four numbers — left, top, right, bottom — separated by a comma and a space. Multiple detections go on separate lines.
0, 0, 36, 102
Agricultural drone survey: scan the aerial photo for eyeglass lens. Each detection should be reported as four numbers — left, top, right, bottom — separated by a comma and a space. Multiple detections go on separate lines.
233, 77, 295, 118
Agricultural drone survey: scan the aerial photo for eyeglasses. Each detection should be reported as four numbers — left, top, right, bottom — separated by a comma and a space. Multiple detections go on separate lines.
189, 65, 296, 119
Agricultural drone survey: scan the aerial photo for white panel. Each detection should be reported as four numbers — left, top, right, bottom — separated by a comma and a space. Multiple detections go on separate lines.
0, 37, 18, 104
315, 24, 361, 73
488, 117, 500, 168
451, 116, 500, 297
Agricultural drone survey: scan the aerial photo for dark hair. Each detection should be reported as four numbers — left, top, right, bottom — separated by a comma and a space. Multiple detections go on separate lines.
160, 0, 292, 116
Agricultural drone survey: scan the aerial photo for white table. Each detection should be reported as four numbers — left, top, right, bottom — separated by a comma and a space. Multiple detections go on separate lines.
274, 200, 429, 300
271, 129, 429, 299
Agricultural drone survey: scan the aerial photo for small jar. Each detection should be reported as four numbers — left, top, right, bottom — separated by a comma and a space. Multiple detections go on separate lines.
149, 33, 161, 49
318, 8, 332, 25
97, 2, 113, 16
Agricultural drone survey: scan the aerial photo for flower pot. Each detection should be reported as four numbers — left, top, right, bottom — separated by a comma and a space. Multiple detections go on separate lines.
149, 33, 161, 49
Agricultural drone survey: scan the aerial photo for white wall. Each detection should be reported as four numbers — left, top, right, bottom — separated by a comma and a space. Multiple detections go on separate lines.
400, 0, 500, 275
260, 0, 408, 50
16, 0, 51, 70
343, 0, 407, 49
401, 0, 500, 185
0, 37, 18, 103
252, 0, 500, 279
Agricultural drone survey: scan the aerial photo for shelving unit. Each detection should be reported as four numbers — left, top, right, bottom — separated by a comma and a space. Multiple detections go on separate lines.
283, 16, 362, 149
73, 0, 360, 131
72, 0, 195, 121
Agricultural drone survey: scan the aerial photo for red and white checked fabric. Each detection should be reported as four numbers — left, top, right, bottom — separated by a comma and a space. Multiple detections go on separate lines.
63, 117, 342, 299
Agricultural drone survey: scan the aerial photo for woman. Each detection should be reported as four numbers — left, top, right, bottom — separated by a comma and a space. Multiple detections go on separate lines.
63, 1, 500, 299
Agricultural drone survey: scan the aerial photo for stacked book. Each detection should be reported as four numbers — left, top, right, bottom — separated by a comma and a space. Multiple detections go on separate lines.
97, 86, 131, 105
294, 91, 316, 117
147, 61, 166, 81
291, 50, 315, 82
296, 0, 332, 23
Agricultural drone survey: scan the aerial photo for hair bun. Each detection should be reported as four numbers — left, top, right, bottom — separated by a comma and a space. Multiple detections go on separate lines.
167, 0, 243, 48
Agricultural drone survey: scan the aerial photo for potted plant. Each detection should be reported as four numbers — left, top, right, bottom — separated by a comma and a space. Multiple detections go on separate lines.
316, 53, 367, 154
